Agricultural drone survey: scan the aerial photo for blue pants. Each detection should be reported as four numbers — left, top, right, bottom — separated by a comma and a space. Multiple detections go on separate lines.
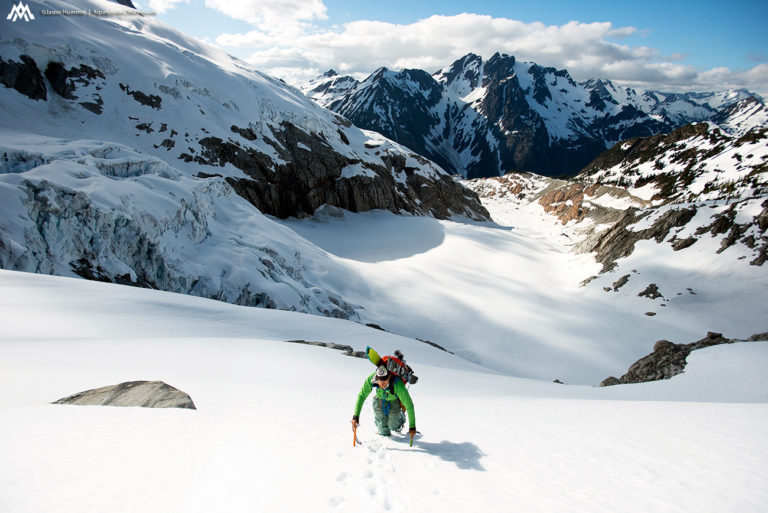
372, 397, 405, 435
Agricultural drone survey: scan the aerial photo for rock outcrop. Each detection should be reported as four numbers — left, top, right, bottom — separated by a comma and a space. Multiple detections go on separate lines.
577, 120, 768, 271
599, 332, 768, 386
286, 339, 366, 358
220, 122, 489, 220
53, 381, 196, 409
586, 206, 698, 272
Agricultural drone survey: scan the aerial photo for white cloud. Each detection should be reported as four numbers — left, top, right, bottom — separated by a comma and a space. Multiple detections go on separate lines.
148, 0, 189, 13
697, 63, 768, 93
204, 0, 326, 27
211, 11, 767, 96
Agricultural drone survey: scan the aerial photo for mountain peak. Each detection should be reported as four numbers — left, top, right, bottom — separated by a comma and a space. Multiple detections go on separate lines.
434, 53, 485, 95
322, 69, 338, 78
710, 95, 768, 136
483, 53, 517, 80
453, 52, 483, 67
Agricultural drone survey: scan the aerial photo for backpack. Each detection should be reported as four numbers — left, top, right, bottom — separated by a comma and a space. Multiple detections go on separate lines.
366, 347, 418, 385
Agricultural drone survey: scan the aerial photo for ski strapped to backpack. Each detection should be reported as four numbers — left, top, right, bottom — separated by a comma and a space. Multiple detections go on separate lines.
366, 346, 418, 385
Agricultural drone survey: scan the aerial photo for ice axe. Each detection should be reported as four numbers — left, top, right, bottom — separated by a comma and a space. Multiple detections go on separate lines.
353, 424, 362, 446
409, 429, 421, 447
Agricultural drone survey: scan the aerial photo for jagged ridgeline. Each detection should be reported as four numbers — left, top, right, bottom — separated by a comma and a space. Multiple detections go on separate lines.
303, 54, 762, 178
0, 0, 487, 318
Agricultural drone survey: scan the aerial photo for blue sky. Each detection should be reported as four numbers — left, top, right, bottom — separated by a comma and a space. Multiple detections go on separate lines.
320, 0, 768, 69
150, 0, 768, 94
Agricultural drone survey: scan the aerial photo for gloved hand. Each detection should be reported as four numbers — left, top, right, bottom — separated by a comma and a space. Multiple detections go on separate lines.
409, 427, 417, 438
351, 415, 360, 430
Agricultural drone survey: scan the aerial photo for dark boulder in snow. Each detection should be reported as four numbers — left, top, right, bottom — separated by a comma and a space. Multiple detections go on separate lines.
599, 376, 621, 387
53, 381, 196, 409
638, 283, 663, 299
599, 332, 768, 386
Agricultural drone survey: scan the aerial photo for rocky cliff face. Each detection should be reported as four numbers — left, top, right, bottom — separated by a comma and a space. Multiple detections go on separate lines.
303, 53, 760, 178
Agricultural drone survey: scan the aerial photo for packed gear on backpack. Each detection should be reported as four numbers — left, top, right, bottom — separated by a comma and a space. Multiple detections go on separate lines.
366, 347, 418, 385
352, 348, 417, 441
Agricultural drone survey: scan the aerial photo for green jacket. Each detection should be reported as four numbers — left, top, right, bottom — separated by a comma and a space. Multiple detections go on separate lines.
354, 372, 416, 428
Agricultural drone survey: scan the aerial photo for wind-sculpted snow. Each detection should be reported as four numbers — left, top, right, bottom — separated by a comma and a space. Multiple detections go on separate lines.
1, 139, 177, 179
0, 134, 362, 318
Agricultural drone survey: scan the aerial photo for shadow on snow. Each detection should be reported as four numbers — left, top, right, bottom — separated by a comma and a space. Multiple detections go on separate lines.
390, 437, 486, 471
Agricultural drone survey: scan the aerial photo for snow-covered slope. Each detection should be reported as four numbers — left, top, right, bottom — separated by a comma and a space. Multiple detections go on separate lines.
711, 96, 768, 137
303, 53, 761, 177
1, 270, 766, 513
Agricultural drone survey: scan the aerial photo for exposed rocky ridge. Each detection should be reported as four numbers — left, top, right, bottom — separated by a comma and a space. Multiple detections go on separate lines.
464, 172, 650, 235
711, 96, 768, 137
575, 119, 768, 270
303, 53, 759, 178
53, 380, 196, 409
216, 121, 488, 220
599, 332, 768, 386
579, 123, 767, 204
535, 181, 649, 226
586, 206, 699, 272
0, 55, 47, 101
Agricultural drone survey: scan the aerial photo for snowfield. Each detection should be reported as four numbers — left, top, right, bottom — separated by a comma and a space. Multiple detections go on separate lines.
277, 196, 767, 385
0, 270, 766, 513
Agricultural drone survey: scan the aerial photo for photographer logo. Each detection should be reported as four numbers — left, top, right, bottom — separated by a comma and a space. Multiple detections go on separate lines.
7, 2, 35, 22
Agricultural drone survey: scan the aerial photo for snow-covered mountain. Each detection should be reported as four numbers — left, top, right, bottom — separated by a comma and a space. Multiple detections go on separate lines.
303, 53, 761, 178
0, 0, 488, 317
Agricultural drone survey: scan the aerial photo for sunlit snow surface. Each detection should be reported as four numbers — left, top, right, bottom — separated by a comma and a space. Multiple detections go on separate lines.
278, 202, 767, 384
0, 270, 766, 513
